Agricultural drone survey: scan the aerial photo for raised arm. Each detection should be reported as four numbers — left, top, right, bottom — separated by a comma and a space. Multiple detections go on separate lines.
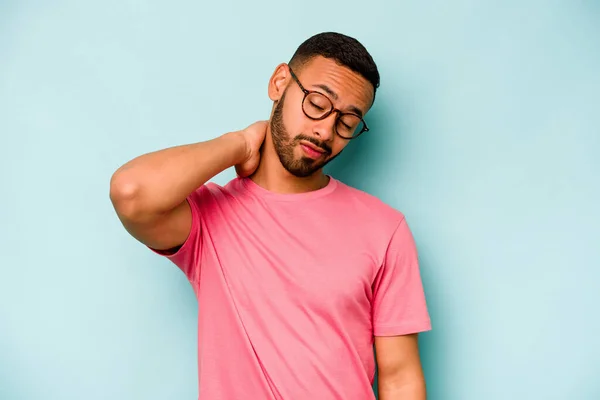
109, 121, 267, 251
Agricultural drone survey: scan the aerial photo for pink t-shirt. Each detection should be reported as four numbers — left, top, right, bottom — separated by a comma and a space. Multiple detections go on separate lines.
153, 176, 431, 399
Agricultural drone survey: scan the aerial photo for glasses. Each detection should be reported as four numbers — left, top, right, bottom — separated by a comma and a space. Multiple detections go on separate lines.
288, 67, 369, 139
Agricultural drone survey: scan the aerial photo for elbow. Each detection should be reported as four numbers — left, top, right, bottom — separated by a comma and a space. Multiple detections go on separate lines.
377, 368, 426, 399
109, 171, 144, 221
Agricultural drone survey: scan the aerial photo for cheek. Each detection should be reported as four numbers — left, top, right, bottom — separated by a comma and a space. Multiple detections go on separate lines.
330, 139, 350, 157
282, 95, 306, 132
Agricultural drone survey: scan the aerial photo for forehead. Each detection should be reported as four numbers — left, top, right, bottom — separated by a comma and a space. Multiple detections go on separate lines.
295, 56, 374, 116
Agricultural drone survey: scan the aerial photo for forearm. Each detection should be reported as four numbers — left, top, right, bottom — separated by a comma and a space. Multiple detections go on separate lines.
110, 131, 245, 217
378, 376, 426, 400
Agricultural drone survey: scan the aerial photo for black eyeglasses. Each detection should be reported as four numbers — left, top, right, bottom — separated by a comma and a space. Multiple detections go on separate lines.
288, 66, 369, 139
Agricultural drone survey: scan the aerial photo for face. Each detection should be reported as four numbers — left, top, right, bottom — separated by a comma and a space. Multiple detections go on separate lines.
268, 56, 374, 178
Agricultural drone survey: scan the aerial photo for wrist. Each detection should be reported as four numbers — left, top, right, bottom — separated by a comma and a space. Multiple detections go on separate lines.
222, 130, 249, 166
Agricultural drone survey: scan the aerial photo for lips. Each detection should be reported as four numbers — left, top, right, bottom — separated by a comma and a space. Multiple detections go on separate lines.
300, 143, 326, 159
300, 141, 327, 154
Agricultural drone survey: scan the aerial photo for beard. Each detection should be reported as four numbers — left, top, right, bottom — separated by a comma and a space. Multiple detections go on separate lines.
270, 92, 340, 178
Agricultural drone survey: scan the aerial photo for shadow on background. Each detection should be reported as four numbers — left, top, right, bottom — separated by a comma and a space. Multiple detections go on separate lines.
325, 100, 400, 193
0, 336, 32, 400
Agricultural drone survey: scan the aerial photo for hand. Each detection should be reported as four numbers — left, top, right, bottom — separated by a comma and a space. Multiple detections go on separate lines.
235, 120, 268, 177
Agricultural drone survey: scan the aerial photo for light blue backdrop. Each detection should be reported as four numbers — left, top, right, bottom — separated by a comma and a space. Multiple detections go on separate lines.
1, 1, 598, 399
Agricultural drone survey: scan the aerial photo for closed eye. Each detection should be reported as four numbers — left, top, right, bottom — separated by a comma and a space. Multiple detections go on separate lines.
310, 102, 325, 111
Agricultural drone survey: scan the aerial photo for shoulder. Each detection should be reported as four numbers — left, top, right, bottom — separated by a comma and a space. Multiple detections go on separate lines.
188, 177, 246, 208
332, 178, 413, 266
333, 178, 406, 226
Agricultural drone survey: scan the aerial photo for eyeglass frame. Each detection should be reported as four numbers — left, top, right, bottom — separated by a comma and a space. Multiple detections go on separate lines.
287, 66, 370, 139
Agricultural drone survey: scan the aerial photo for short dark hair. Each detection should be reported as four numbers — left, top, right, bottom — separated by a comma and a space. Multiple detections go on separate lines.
288, 32, 380, 102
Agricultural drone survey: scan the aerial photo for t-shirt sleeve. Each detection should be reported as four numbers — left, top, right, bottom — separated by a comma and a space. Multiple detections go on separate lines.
149, 185, 208, 283
372, 217, 432, 336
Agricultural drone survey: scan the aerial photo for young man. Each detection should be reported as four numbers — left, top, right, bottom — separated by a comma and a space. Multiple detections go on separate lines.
110, 32, 431, 399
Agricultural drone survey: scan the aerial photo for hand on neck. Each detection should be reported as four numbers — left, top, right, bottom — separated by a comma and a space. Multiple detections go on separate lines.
248, 140, 329, 195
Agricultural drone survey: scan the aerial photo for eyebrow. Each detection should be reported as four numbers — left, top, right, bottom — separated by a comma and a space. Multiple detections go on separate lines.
312, 83, 365, 118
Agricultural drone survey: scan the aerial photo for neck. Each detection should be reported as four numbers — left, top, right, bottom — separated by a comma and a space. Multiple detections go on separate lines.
248, 132, 329, 194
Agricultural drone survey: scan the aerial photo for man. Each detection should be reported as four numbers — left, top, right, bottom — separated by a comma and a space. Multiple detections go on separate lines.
110, 32, 431, 399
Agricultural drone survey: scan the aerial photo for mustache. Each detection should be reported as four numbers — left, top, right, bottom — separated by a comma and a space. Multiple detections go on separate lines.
294, 134, 332, 155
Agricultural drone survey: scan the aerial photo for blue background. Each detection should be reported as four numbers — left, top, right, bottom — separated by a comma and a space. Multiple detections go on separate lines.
1, 1, 599, 399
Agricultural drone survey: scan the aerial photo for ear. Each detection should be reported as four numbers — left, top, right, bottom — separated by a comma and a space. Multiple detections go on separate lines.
268, 63, 290, 102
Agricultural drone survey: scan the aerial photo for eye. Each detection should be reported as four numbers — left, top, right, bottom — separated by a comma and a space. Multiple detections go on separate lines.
339, 115, 359, 131
310, 102, 325, 111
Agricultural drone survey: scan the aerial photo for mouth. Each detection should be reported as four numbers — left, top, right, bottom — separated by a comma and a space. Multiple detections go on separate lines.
299, 141, 327, 160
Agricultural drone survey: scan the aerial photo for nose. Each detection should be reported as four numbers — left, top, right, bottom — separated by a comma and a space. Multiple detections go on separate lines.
311, 112, 337, 142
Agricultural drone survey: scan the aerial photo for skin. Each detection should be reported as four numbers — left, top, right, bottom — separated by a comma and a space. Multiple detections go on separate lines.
251, 56, 374, 193
110, 55, 425, 399
376, 334, 427, 400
